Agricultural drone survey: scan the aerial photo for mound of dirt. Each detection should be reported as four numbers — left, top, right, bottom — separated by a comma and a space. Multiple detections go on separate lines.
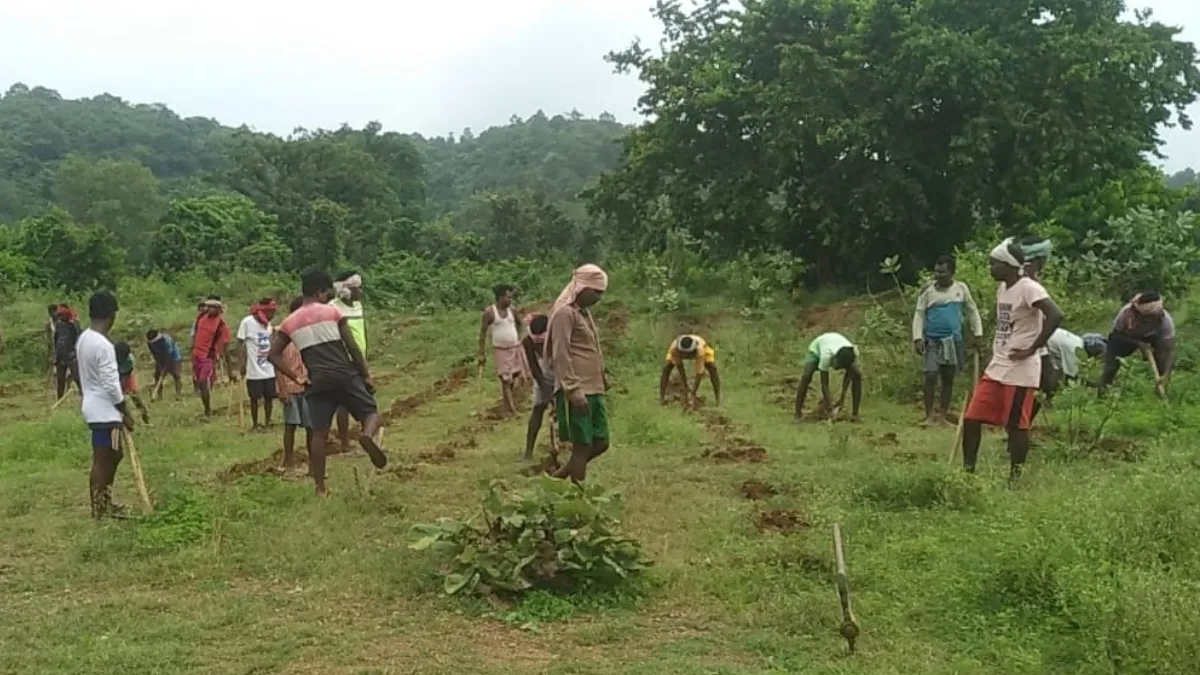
704, 445, 769, 463
601, 301, 630, 337
740, 479, 778, 500
756, 509, 810, 533
892, 451, 940, 462
522, 451, 562, 477
380, 356, 474, 424
221, 448, 308, 481
697, 409, 771, 463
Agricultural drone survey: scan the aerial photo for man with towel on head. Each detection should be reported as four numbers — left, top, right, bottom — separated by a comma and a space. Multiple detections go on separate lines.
1098, 292, 1176, 396
330, 271, 366, 449
1018, 236, 1052, 282
237, 298, 278, 430
961, 238, 1062, 483
479, 284, 528, 417
192, 298, 235, 420
546, 264, 610, 483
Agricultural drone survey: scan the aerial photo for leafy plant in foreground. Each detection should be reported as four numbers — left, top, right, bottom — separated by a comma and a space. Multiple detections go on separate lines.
408, 476, 652, 597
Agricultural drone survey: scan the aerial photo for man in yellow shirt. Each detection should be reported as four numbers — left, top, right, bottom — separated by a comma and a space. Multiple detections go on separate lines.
659, 335, 721, 407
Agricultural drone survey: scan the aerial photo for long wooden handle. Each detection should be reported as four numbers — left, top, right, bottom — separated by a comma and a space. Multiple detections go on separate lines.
833, 523, 859, 653
948, 351, 980, 464
1142, 346, 1166, 400
121, 429, 154, 514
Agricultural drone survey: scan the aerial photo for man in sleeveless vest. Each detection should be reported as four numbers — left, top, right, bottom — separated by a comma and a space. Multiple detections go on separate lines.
478, 284, 528, 416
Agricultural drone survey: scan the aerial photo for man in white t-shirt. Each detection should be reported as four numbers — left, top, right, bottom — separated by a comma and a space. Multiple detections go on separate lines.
76, 291, 135, 519
961, 238, 1062, 483
237, 298, 278, 430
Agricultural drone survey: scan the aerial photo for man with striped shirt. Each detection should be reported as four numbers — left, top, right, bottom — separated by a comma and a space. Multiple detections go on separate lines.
270, 270, 387, 496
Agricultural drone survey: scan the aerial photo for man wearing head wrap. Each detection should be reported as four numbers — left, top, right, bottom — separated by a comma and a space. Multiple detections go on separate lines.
478, 283, 529, 417
1098, 291, 1175, 396
52, 304, 83, 400
237, 298, 279, 430
330, 272, 366, 450
1018, 237, 1053, 281
520, 312, 554, 461
913, 254, 984, 425
192, 297, 235, 420
961, 238, 1063, 483
1038, 329, 1107, 410
545, 264, 610, 483
660, 334, 721, 407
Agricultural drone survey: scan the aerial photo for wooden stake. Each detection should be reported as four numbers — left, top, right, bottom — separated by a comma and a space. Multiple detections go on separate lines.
121, 429, 154, 514
948, 351, 980, 465
1142, 345, 1167, 401
51, 391, 71, 410
833, 523, 859, 654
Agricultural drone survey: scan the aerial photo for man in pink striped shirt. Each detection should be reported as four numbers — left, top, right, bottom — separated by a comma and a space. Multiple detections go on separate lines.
269, 270, 387, 496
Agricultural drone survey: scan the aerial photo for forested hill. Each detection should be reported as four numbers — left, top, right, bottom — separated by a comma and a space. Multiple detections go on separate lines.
0, 83, 627, 225
409, 111, 628, 215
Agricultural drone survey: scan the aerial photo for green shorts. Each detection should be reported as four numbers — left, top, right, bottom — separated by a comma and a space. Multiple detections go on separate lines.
555, 392, 609, 447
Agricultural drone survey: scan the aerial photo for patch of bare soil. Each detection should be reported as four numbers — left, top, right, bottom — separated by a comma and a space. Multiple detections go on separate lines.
740, 479, 778, 500
379, 356, 473, 424
755, 509, 810, 533
600, 301, 630, 338
220, 448, 308, 481
798, 301, 866, 333
697, 409, 770, 463
892, 451, 941, 462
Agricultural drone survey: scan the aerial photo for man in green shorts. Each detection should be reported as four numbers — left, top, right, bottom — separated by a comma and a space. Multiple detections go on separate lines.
795, 332, 863, 422
546, 264, 610, 483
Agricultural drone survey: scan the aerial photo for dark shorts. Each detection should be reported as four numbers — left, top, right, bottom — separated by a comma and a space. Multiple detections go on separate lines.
307, 376, 378, 431
154, 359, 182, 378
921, 338, 965, 373
89, 422, 123, 450
283, 395, 312, 428
246, 378, 277, 400
555, 392, 609, 447
964, 377, 1035, 430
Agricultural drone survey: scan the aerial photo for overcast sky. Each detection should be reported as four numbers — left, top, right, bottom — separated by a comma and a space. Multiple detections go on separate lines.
0, 0, 1195, 171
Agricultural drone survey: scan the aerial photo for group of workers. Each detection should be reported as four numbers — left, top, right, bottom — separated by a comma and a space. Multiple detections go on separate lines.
58, 240, 1177, 517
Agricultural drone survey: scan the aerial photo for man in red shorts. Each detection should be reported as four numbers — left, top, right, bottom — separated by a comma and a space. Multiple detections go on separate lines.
192, 298, 235, 419
962, 238, 1062, 483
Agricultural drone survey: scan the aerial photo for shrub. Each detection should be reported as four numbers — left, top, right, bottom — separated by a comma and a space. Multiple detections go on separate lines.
408, 477, 652, 597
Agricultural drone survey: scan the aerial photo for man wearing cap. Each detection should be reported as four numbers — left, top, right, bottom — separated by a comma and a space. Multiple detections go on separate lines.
1098, 292, 1175, 396
660, 334, 721, 407
546, 264, 610, 483
192, 298, 235, 420
961, 238, 1063, 483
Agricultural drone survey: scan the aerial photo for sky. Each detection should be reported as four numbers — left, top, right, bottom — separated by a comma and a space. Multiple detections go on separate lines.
0, 0, 1196, 172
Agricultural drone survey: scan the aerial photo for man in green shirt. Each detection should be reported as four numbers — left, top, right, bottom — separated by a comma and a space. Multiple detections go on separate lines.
795, 332, 863, 422
331, 271, 366, 449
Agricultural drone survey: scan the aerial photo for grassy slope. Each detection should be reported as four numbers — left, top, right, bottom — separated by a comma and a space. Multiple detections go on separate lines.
1, 299, 1199, 674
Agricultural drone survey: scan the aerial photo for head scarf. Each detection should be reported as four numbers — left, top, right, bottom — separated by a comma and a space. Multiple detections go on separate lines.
544, 264, 609, 360
251, 299, 277, 326
1132, 293, 1165, 316
334, 274, 363, 302
989, 237, 1025, 271
203, 299, 224, 312
55, 304, 77, 322
550, 264, 608, 317
1082, 333, 1108, 356
1019, 238, 1053, 261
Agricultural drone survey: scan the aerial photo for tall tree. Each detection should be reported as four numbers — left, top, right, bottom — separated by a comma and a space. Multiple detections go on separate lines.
588, 0, 1200, 281
53, 155, 164, 265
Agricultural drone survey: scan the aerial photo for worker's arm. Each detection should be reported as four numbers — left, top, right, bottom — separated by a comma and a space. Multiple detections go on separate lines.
522, 337, 544, 384
658, 363, 674, 403
1010, 298, 1063, 360
706, 363, 721, 405
912, 285, 927, 352
820, 371, 833, 413
549, 310, 584, 407
268, 331, 306, 386
477, 308, 494, 364
795, 361, 818, 420
962, 284, 984, 345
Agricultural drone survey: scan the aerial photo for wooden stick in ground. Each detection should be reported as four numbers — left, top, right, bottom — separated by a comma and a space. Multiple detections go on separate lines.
948, 351, 981, 465
121, 429, 154, 514
51, 391, 71, 410
154, 376, 166, 401
1141, 345, 1167, 400
833, 523, 859, 654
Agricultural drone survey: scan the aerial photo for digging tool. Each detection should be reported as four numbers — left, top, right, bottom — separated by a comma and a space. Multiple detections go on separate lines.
949, 351, 980, 465
121, 429, 154, 514
832, 523, 859, 654
1141, 345, 1167, 401
154, 376, 166, 401
51, 391, 72, 410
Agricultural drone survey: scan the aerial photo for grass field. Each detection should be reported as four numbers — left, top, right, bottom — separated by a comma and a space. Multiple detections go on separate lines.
2, 297, 1199, 675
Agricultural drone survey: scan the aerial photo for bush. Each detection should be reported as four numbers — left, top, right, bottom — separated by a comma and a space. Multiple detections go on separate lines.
408, 477, 652, 597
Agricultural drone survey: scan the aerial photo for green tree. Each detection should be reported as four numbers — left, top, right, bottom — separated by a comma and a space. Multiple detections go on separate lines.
287, 198, 347, 271
16, 208, 125, 291
149, 194, 287, 277
588, 0, 1200, 281
53, 154, 164, 265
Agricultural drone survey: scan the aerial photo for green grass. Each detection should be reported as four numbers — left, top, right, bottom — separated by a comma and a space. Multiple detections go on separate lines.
1, 300, 1198, 674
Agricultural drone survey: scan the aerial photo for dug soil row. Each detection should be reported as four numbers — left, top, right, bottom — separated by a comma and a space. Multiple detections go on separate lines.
378, 356, 475, 424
